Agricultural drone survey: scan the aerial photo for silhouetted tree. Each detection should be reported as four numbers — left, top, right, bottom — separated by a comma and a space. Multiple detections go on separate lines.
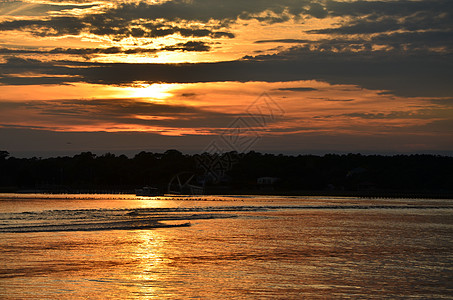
0, 150, 452, 195
0, 151, 9, 160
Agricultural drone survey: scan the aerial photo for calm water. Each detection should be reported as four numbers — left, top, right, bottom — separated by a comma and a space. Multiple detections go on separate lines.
0, 194, 452, 299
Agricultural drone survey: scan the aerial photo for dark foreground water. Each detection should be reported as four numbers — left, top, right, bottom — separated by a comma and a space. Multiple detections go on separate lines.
0, 194, 452, 299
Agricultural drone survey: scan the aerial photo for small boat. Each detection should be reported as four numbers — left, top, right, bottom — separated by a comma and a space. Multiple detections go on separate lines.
135, 186, 160, 196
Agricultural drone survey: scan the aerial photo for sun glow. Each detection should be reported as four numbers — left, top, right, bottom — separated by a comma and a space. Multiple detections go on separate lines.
128, 83, 175, 100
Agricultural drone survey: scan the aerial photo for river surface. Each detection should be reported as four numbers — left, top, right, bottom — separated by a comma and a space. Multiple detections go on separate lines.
0, 194, 452, 299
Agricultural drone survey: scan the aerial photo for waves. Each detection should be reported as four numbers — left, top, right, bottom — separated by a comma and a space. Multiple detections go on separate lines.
1, 204, 451, 233
0, 219, 192, 233
0, 207, 240, 233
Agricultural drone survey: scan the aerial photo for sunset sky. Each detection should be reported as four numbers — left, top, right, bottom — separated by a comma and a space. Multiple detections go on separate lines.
0, 0, 452, 157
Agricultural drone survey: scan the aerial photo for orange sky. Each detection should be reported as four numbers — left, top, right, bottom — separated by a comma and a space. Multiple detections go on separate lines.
0, 0, 452, 156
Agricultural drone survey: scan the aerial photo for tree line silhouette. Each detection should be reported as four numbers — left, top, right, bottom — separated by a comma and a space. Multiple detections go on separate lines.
0, 150, 452, 196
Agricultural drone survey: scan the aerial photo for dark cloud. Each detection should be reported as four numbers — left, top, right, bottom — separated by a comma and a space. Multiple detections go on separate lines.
310, 14, 453, 35
324, 99, 354, 102
311, 17, 401, 35
0, 98, 256, 130
326, 0, 453, 18
0, 75, 82, 85
257, 30, 453, 53
0, 41, 210, 57
0, 1, 96, 16
371, 31, 453, 51
307, 2, 328, 19
0, 47, 126, 55
342, 109, 449, 120
161, 41, 210, 52
0, 57, 82, 82
105, 0, 450, 24
298, 0, 453, 55
1, 0, 451, 51
0, 123, 47, 130
181, 93, 198, 97
0, 0, 351, 40
254, 39, 310, 44
108, 0, 451, 24
103, 0, 315, 23
1, 46, 452, 97
275, 87, 317, 92
0, 16, 85, 36
0, 15, 234, 39
308, 0, 453, 53
1, 0, 451, 37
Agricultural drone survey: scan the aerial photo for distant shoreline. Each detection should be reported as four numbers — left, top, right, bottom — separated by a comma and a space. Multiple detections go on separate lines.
2, 151, 453, 199
2, 189, 453, 200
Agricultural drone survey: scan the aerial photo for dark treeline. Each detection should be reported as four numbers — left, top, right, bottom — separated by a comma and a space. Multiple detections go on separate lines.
0, 150, 453, 196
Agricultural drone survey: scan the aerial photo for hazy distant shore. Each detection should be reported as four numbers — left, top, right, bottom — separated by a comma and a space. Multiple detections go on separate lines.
1, 189, 453, 200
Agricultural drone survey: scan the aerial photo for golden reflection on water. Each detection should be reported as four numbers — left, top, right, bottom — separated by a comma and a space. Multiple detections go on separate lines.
0, 197, 452, 299
125, 230, 167, 298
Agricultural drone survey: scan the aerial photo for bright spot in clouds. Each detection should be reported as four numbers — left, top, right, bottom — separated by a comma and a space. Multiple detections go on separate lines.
127, 83, 175, 100
0, 0, 452, 155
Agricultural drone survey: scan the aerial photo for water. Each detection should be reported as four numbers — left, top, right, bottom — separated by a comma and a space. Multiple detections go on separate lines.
0, 194, 452, 299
